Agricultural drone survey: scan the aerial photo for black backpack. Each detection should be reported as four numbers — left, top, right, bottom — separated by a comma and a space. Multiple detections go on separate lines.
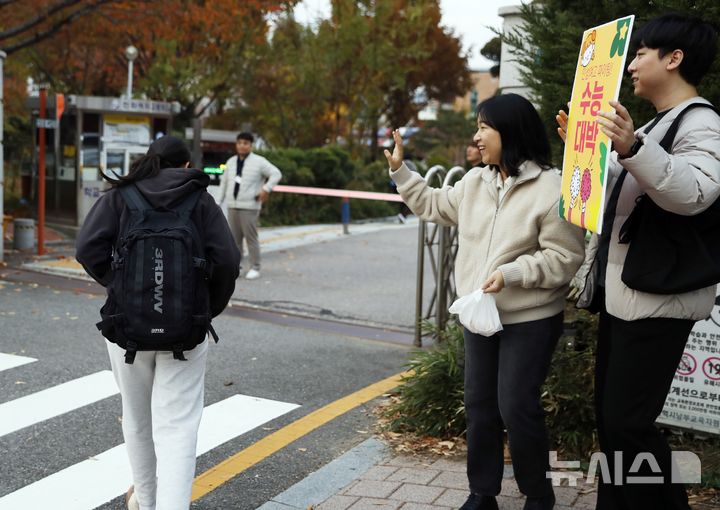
96, 184, 218, 364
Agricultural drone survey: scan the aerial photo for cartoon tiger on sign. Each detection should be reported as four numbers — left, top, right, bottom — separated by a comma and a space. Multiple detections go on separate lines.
581, 30, 597, 67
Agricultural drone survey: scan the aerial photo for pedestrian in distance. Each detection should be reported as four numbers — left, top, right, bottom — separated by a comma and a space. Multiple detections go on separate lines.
218, 132, 282, 280
466, 140, 484, 169
558, 14, 720, 510
385, 93, 585, 510
76, 135, 240, 510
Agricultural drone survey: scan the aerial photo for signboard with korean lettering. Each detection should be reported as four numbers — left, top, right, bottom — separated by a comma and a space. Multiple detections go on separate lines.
658, 287, 720, 435
103, 114, 151, 145
560, 16, 634, 233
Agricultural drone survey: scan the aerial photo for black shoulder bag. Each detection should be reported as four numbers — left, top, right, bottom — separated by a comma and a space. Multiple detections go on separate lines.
619, 103, 720, 294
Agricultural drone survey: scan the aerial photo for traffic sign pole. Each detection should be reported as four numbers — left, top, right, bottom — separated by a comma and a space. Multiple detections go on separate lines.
38, 86, 47, 255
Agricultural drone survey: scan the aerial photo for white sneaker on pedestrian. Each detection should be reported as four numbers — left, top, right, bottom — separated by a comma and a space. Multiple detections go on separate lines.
245, 269, 261, 280
126, 486, 139, 510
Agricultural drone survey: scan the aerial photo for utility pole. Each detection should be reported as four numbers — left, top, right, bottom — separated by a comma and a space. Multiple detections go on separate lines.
0, 50, 6, 263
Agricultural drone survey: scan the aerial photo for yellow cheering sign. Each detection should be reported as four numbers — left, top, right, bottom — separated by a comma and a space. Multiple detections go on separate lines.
560, 16, 634, 233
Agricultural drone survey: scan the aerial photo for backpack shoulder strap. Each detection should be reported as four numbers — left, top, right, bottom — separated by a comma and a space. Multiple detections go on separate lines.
119, 184, 152, 212
659, 103, 720, 152
174, 190, 206, 258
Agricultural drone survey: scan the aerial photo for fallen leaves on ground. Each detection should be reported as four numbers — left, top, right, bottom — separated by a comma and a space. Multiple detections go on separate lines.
688, 487, 719, 508
373, 397, 466, 457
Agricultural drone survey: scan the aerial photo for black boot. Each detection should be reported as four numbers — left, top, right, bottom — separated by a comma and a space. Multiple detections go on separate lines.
523, 492, 555, 510
459, 493, 499, 510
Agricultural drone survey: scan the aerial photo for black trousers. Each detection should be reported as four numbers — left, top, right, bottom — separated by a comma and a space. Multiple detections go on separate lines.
463, 313, 563, 498
596, 310, 695, 510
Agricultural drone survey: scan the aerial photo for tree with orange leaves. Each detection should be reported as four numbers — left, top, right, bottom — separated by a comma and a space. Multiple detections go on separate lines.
0, 0, 117, 55
7, 1, 295, 122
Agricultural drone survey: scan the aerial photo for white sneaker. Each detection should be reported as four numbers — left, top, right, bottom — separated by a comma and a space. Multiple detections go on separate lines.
126, 486, 139, 510
245, 269, 261, 280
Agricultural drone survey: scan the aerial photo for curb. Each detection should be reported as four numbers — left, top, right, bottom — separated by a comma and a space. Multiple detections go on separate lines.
257, 438, 391, 510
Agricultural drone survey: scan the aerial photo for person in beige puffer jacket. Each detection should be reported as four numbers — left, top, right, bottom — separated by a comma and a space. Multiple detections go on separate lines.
557, 14, 720, 510
386, 94, 585, 510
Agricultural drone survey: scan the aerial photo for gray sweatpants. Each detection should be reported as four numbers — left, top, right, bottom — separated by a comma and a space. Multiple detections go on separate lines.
106, 339, 208, 510
227, 208, 261, 271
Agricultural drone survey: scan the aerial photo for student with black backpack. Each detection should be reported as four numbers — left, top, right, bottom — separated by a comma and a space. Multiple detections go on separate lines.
76, 135, 240, 510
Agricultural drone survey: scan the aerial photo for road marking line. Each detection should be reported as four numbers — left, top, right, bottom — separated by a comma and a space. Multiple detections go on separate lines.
0, 370, 118, 438
0, 352, 37, 372
0, 394, 298, 510
191, 371, 408, 500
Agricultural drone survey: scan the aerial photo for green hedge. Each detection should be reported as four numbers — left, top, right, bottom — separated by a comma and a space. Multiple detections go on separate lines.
257, 146, 397, 226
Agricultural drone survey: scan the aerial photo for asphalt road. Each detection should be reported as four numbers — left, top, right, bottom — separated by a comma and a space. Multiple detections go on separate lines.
231, 223, 435, 330
0, 225, 429, 509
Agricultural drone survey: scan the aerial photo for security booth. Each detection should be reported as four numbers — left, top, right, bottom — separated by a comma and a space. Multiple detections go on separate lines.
184, 127, 236, 203
26, 95, 175, 226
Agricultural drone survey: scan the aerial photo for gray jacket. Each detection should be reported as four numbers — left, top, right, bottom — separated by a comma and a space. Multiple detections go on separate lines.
218, 153, 282, 210
578, 97, 720, 321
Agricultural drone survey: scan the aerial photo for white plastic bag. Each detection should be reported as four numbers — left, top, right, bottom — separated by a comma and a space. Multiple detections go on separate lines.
448, 288, 503, 336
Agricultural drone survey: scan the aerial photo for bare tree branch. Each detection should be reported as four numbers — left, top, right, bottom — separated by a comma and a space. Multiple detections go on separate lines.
0, 0, 86, 41
2, 0, 115, 55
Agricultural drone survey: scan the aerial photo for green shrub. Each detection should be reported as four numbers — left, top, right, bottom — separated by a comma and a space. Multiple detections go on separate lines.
347, 160, 398, 221
384, 321, 467, 438
543, 310, 598, 460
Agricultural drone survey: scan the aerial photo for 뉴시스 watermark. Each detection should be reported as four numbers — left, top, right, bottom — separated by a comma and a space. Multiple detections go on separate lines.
546, 451, 702, 486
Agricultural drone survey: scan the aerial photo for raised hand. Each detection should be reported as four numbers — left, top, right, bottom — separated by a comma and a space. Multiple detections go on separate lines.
556, 109, 568, 142
597, 100, 636, 157
383, 129, 404, 171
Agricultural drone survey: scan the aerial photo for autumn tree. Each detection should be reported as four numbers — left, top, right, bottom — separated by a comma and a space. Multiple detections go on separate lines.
134, 1, 295, 124
330, 0, 471, 160
11, 1, 296, 123
222, 16, 335, 148
0, 0, 117, 55
247, 0, 470, 158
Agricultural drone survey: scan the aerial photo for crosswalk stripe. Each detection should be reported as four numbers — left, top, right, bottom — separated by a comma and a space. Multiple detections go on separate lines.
0, 394, 299, 510
0, 352, 37, 372
0, 371, 118, 438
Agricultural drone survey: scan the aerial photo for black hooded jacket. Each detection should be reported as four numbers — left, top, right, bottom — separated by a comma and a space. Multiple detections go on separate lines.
76, 168, 240, 317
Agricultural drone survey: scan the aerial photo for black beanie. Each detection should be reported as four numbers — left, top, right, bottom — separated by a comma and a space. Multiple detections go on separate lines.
147, 135, 191, 167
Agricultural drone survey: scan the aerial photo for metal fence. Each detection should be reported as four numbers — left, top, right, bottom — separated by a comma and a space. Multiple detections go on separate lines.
414, 165, 466, 347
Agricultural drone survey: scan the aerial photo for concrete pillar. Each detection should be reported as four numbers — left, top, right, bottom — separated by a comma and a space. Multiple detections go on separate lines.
498, 5, 533, 100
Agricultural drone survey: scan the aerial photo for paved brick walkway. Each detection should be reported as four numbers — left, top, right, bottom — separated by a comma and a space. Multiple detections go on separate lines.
315, 454, 598, 510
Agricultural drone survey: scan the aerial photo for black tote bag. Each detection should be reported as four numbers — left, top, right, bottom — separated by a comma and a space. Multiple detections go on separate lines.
619, 103, 720, 294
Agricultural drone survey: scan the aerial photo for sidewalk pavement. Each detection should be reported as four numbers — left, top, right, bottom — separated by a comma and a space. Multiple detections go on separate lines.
259, 438, 598, 510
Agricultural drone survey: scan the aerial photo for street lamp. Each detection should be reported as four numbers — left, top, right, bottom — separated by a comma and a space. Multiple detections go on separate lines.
125, 45, 138, 99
